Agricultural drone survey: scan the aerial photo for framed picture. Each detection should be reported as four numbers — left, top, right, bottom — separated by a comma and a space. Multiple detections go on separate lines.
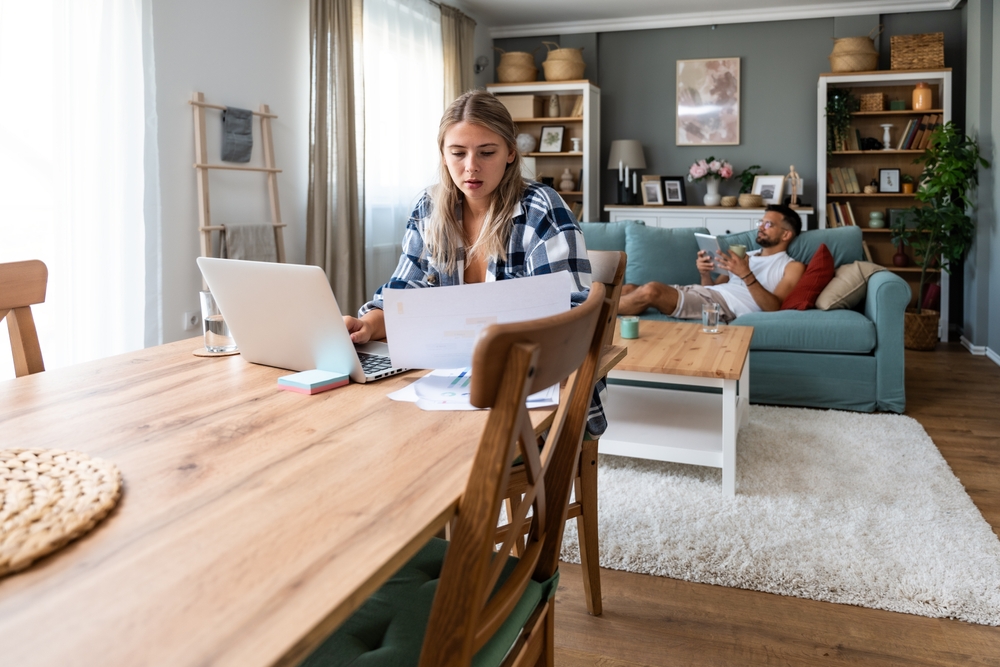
676, 57, 740, 146
641, 179, 664, 205
660, 176, 688, 205
879, 168, 901, 193
538, 126, 565, 153
752, 175, 786, 205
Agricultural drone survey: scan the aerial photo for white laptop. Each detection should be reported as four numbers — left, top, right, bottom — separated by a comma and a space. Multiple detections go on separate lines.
196, 257, 407, 383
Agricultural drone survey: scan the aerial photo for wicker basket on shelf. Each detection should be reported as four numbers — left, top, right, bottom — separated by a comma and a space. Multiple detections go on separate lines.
828, 32, 879, 72
495, 48, 537, 83
904, 309, 939, 350
720, 196, 738, 207
541, 41, 586, 81
738, 193, 764, 208
891, 33, 945, 70
859, 92, 886, 112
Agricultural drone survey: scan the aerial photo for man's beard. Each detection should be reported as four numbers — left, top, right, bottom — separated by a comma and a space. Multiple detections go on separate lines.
756, 233, 779, 248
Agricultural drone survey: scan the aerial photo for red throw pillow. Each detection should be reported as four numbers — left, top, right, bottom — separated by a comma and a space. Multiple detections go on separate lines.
780, 243, 836, 311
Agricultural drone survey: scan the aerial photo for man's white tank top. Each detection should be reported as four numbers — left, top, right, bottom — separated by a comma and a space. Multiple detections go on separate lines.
708, 250, 794, 318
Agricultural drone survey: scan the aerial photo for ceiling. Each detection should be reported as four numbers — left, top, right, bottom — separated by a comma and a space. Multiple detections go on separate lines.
459, 0, 962, 38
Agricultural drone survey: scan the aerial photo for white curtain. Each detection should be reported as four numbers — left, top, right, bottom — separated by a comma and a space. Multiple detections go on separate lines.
0, 0, 146, 379
361, 0, 444, 298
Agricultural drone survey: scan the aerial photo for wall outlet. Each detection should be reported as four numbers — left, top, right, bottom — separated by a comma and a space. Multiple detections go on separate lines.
183, 311, 202, 331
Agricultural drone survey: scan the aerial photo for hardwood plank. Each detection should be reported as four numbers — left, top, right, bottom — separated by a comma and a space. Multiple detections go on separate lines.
611, 321, 753, 380
555, 342, 1000, 665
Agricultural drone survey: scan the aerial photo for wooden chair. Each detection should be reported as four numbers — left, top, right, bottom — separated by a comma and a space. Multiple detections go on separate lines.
301, 283, 608, 667
0, 260, 48, 377
503, 250, 627, 616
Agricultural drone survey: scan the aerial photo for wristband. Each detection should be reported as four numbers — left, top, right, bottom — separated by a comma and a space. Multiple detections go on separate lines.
740, 272, 754, 281
745, 277, 758, 287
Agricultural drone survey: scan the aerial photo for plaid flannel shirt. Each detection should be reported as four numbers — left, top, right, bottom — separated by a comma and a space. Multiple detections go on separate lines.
360, 181, 608, 435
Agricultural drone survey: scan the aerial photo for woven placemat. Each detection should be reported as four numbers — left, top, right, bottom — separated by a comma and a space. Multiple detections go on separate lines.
1, 449, 122, 577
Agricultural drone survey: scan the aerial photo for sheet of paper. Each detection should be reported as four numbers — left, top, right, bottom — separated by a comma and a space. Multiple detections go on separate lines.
383, 272, 573, 369
387, 368, 559, 412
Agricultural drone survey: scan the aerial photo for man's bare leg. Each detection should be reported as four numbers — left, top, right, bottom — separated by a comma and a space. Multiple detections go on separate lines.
617, 282, 680, 316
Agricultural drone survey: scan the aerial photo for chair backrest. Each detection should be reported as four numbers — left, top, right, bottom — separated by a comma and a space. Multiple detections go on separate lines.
0, 260, 48, 377
588, 250, 627, 349
419, 283, 608, 667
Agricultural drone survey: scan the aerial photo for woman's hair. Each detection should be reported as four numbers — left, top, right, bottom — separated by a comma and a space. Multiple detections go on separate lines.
426, 90, 525, 273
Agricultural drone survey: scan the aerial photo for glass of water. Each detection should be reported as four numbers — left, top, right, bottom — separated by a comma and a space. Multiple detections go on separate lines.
199, 291, 238, 353
702, 302, 722, 334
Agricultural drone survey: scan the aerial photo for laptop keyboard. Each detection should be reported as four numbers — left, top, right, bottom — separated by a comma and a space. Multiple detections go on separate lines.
358, 352, 394, 375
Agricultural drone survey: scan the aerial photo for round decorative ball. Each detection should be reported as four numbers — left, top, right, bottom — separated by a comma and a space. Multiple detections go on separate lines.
516, 133, 537, 154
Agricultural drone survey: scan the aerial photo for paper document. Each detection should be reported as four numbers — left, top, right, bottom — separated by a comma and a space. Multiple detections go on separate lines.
383, 272, 573, 369
388, 368, 559, 411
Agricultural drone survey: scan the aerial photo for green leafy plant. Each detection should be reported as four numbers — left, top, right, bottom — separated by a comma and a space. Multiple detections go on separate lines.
738, 165, 762, 194
901, 173, 914, 184
825, 89, 859, 153
892, 121, 990, 313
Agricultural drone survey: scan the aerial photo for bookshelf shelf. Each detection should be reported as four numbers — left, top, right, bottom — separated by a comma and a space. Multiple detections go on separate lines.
827, 193, 916, 198
830, 150, 924, 155
851, 109, 944, 116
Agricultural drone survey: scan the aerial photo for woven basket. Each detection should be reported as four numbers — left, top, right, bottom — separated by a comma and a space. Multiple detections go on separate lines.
828, 29, 880, 72
542, 59, 585, 81
738, 193, 764, 208
720, 196, 738, 207
859, 92, 886, 112
904, 309, 939, 350
497, 64, 537, 83
542, 41, 584, 63
891, 33, 945, 70
495, 48, 534, 67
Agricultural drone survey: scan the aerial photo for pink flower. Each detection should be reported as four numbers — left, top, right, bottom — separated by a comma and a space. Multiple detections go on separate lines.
709, 160, 721, 172
692, 165, 708, 179
719, 165, 733, 179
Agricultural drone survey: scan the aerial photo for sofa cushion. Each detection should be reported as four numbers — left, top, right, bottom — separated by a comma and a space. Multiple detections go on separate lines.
817, 261, 886, 310
624, 224, 706, 287
781, 244, 835, 310
579, 220, 644, 252
719, 225, 864, 269
732, 309, 877, 353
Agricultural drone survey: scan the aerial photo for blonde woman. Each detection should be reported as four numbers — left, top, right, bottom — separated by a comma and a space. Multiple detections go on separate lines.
344, 89, 604, 433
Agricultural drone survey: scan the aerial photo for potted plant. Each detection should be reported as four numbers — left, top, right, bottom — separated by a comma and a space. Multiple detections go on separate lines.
825, 89, 859, 153
891, 121, 989, 350
901, 173, 915, 194
736, 164, 762, 207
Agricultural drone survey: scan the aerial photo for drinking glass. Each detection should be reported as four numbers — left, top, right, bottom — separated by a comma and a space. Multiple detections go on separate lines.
199, 291, 238, 353
702, 303, 721, 334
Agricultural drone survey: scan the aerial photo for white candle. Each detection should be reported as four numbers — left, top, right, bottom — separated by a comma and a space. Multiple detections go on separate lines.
619, 160, 623, 181
632, 172, 637, 194
625, 165, 630, 184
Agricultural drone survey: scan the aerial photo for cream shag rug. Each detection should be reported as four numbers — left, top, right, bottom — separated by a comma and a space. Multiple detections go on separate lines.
560, 405, 1000, 625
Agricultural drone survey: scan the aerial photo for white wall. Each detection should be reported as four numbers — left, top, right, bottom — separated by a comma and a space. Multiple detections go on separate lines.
148, 0, 310, 345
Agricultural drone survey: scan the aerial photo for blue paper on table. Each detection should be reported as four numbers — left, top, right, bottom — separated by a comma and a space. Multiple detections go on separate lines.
277, 369, 349, 390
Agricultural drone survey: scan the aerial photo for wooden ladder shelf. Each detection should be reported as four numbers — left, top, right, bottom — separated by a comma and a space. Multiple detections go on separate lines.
189, 91, 286, 263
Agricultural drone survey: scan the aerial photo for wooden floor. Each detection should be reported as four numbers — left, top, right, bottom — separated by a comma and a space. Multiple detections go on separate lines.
554, 342, 1000, 666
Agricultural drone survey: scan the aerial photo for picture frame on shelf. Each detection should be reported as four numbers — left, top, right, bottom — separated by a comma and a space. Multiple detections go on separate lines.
676, 57, 740, 146
888, 207, 918, 229
879, 168, 901, 193
538, 125, 565, 153
660, 176, 688, 205
752, 175, 786, 205
641, 179, 664, 205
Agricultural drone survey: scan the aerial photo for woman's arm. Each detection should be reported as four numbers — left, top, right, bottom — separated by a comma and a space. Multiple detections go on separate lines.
343, 309, 385, 344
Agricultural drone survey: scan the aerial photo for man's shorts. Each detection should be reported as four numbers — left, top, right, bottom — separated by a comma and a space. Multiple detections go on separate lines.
670, 285, 738, 323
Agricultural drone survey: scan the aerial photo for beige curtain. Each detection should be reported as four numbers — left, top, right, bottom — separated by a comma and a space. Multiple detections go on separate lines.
307, 0, 367, 316
439, 4, 476, 107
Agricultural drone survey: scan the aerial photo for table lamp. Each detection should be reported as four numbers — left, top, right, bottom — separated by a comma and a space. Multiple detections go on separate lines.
608, 140, 646, 204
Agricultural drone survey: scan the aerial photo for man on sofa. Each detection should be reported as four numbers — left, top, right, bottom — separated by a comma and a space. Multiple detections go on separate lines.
618, 205, 806, 322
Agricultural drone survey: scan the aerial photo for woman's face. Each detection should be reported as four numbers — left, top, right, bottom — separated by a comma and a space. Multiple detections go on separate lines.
442, 121, 516, 207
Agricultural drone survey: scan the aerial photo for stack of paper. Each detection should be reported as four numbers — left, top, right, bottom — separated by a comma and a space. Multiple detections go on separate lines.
388, 368, 559, 411
278, 369, 349, 395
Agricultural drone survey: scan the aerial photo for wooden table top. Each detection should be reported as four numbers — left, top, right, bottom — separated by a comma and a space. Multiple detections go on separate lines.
0, 339, 519, 666
612, 321, 753, 380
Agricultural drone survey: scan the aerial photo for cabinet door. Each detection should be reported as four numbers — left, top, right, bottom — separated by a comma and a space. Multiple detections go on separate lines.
611, 212, 660, 225
705, 217, 755, 236
656, 216, 705, 229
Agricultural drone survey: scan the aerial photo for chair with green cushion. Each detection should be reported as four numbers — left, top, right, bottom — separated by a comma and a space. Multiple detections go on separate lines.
302, 284, 609, 667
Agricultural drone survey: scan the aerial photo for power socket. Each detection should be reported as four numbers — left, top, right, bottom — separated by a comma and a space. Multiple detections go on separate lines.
183, 311, 202, 331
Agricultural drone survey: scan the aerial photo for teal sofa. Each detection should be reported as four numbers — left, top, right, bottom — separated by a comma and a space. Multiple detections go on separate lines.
581, 221, 911, 413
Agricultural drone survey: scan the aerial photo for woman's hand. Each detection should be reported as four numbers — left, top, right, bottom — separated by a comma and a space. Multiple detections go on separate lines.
344, 309, 386, 344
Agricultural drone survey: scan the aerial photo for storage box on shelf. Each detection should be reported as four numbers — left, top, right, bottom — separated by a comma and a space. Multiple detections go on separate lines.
817, 69, 951, 340
487, 80, 600, 221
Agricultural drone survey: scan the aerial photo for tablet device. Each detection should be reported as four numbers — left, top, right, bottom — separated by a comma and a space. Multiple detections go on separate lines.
694, 233, 731, 275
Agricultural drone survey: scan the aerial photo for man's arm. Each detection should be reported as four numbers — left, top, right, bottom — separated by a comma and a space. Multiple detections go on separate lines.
697, 250, 729, 286
716, 252, 806, 312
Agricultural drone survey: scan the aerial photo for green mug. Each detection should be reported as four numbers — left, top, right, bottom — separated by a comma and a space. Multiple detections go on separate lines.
729, 244, 747, 259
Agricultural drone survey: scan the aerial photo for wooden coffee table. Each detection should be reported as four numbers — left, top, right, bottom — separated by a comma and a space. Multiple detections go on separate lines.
601, 320, 753, 496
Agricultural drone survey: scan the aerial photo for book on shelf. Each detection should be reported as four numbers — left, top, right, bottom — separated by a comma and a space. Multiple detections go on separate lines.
833, 203, 846, 227
855, 129, 863, 152
918, 114, 939, 150
832, 168, 847, 194
826, 203, 839, 227
909, 114, 930, 149
845, 167, 861, 194
847, 127, 859, 151
902, 118, 920, 149
896, 119, 914, 150
845, 201, 858, 226
827, 170, 839, 194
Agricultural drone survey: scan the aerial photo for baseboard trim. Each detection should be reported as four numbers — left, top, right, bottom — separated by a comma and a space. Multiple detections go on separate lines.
987, 348, 1000, 368
961, 336, 987, 355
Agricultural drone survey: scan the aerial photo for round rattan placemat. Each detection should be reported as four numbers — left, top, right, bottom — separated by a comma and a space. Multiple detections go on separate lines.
1, 449, 122, 577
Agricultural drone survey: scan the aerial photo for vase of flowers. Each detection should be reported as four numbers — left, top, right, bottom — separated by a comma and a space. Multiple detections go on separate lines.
688, 157, 733, 207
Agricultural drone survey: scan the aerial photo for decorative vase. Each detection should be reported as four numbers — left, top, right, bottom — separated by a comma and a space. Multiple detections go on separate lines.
548, 94, 561, 118
558, 168, 575, 192
893, 242, 909, 267
868, 211, 885, 228
912, 82, 932, 111
703, 178, 721, 206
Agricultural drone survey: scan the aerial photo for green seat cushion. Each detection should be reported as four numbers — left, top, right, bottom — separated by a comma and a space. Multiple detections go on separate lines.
623, 224, 706, 286
579, 220, 644, 252
719, 226, 864, 268
302, 537, 554, 667
732, 309, 876, 353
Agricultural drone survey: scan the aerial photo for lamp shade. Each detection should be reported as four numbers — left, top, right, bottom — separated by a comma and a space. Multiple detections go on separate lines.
607, 140, 646, 170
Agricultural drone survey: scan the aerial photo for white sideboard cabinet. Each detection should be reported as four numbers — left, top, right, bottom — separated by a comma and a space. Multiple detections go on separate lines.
604, 205, 813, 236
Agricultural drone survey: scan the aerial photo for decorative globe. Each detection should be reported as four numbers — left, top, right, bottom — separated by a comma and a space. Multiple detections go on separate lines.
516, 133, 537, 154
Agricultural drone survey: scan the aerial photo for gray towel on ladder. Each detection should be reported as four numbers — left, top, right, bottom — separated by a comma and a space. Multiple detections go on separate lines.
221, 107, 253, 163
222, 224, 278, 262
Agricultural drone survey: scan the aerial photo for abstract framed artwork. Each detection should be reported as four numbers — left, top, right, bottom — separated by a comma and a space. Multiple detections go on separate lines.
676, 57, 740, 146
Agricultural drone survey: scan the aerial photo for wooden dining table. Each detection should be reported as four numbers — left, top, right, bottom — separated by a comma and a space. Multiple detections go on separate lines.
0, 339, 513, 666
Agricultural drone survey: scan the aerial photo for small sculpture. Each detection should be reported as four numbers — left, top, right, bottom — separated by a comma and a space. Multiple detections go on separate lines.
786, 165, 801, 208
558, 168, 575, 192
548, 94, 561, 118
